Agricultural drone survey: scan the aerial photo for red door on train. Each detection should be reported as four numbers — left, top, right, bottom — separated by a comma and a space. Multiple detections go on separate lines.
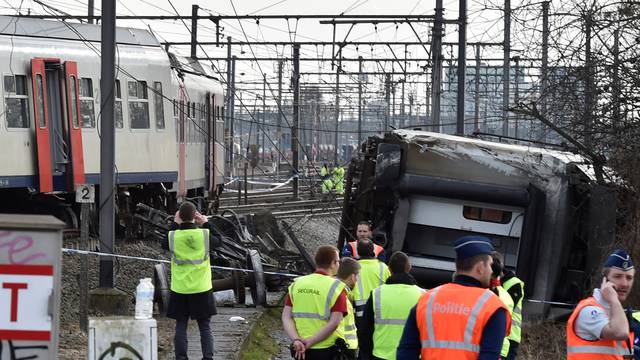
31, 58, 85, 193
63, 61, 86, 188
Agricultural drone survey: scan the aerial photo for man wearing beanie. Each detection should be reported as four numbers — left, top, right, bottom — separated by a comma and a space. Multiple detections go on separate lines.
566, 249, 635, 359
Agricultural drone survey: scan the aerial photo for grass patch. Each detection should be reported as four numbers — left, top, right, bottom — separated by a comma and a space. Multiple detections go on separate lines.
239, 307, 283, 360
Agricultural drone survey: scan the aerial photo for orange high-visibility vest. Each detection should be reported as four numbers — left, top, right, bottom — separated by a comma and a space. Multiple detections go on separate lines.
566, 297, 634, 360
416, 283, 511, 360
348, 241, 383, 259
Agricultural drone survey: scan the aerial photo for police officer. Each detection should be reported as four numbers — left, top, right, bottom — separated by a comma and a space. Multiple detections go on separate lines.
342, 221, 386, 261
397, 235, 511, 359
500, 259, 525, 359
489, 252, 515, 360
282, 245, 350, 360
566, 249, 635, 359
166, 202, 221, 360
360, 251, 423, 360
337, 257, 362, 359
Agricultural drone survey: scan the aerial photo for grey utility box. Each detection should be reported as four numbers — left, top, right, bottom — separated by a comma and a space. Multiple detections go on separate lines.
0, 214, 65, 359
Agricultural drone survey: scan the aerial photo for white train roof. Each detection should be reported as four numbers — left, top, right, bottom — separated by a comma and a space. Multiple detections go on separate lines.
393, 129, 599, 182
0, 15, 159, 46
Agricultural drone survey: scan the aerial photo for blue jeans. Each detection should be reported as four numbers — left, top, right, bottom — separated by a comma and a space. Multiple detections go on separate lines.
174, 316, 213, 360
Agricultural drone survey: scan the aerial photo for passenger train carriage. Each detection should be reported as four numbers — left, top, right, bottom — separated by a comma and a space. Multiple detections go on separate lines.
0, 15, 225, 224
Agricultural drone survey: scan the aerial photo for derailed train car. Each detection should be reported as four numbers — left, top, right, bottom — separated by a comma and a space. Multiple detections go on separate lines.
337, 129, 617, 317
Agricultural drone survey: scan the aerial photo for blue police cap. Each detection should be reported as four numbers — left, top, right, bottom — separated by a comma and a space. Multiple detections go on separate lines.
454, 236, 494, 260
604, 249, 634, 271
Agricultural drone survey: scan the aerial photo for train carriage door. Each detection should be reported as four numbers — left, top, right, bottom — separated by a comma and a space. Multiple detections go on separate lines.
205, 92, 214, 197
178, 87, 186, 198
31, 58, 53, 192
63, 61, 85, 187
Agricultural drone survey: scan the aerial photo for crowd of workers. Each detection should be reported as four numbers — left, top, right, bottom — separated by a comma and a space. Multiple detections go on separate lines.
320, 163, 346, 195
164, 201, 639, 360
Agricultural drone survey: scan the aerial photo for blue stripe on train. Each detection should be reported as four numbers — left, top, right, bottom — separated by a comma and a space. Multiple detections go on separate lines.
0, 171, 178, 190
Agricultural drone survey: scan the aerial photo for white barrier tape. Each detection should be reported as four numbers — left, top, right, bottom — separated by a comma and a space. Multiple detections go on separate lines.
224, 178, 239, 186
61, 248, 300, 278
222, 176, 296, 193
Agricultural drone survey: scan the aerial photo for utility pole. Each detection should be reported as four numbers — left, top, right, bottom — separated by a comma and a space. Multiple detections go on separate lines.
333, 58, 341, 165
514, 56, 520, 138
225, 37, 232, 178
584, 13, 593, 147
409, 94, 413, 125
190, 4, 198, 59
430, 0, 444, 131
502, 0, 511, 136
98, 0, 116, 289
358, 56, 363, 144
391, 77, 396, 128
540, 1, 549, 141
87, 0, 94, 24
276, 60, 283, 177
401, 45, 407, 128
385, 74, 391, 131
474, 44, 481, 132
262, 73, 266, 163
230, 56, 236, 176
456, 0, 467, 135
292, 44, 300, 200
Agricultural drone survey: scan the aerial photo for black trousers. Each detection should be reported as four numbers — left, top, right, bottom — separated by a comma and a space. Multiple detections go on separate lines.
174, 317, 213, 360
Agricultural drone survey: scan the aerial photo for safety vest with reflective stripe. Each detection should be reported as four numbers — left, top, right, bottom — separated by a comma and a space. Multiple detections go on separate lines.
350, 259, 391, 316
416, 283, 511, 360
566, 296, 634, 360
501, 276, 524, 343
341, 290, 358, 350
496, 286, 514, 358
288, 273, 347, 349
168, 228, 212, 294
348, 241, 384, 260
372, 283, 424, 360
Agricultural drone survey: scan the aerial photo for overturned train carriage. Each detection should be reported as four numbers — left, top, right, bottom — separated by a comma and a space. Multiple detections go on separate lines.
338, 129, 616, 317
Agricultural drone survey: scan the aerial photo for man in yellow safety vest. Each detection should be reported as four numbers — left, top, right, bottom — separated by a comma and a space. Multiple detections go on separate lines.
489, 252, 515, 359
500, 262, 525, 359
337, 257, 362, 359
282, 245, 350, 359
360, 251, 424, 360
166, 202, 221, 360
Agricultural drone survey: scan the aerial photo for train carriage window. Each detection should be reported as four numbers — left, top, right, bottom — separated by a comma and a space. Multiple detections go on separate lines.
153, 82, 165, 130
200, 104, 206, 143
79, 78, 96, 128
128, 80, 149, 129
115, 80, 123, 128
4, 74, 30, 128
35, 74, 45, 128
69, 75, 79, 128
463, 205, 513, 224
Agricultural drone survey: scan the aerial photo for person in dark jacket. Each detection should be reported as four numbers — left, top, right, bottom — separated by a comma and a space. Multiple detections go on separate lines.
163, 202, 221, 360
359, 252, 423, 360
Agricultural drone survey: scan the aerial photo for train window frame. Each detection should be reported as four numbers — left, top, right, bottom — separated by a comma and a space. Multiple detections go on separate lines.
79, 78, 96, 128
69, 75, 79, 129
128, 80, 150, 130
153, 82, 165, 130
3, 74, 30, 129
462, 205, 513, 224
115, 80, 124, 129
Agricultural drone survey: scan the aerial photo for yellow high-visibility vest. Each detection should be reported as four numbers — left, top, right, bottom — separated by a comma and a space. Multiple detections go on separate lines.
168, 228, 212, 294
288, 273, 346, 349
372, 283, 423, 359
